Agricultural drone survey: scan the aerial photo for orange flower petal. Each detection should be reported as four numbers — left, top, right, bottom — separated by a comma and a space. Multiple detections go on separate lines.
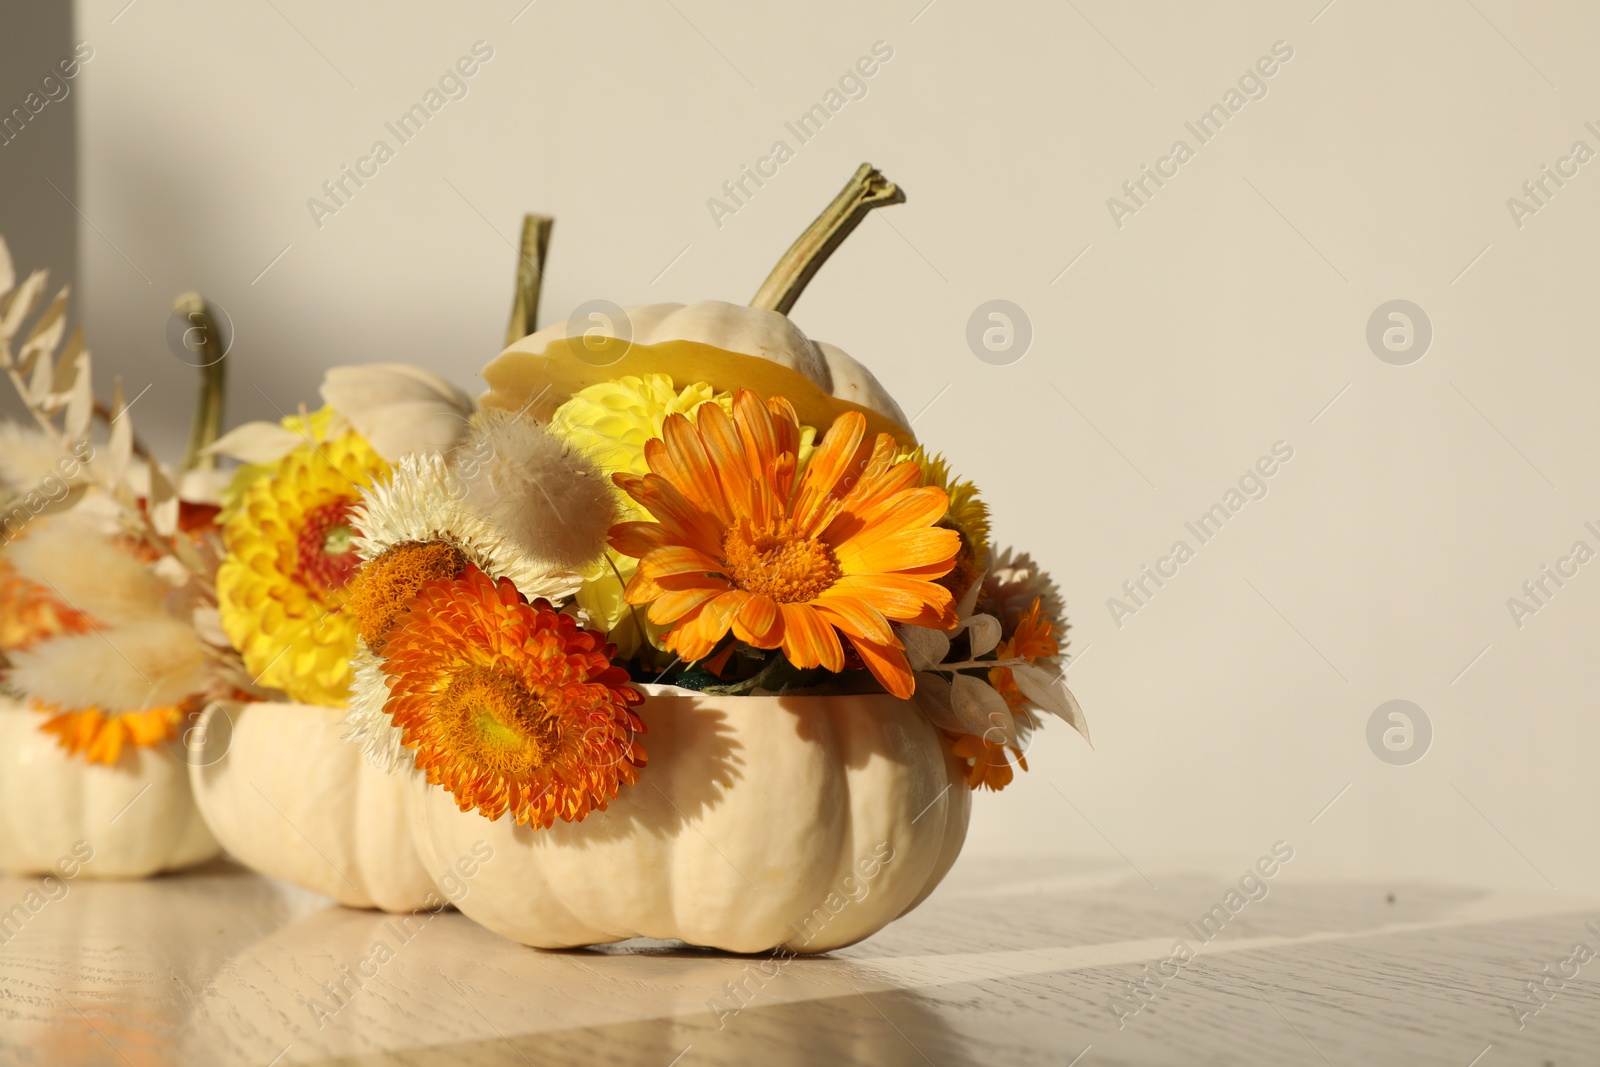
809, 594, 896, 645
779, 602, 844, 672
666, 589, 746, 662
733, 593, 783, 646
608, 520, 671, 559
838, 527, 961, 577
792, 410, 867, 532
646, 583, 724, 625
662, 410, 733, 525
844, 634, 914, 699
638, 545, 724, 583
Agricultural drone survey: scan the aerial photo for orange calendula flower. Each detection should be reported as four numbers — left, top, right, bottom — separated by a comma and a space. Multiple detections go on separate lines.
950, 732, 1027, 791
609, 390, 960, 699
381, 564, 646, 828
988, 596, 1060, 712
943, 596, 1061, 791
36, 705, 185, 766
0, 557, 90, 652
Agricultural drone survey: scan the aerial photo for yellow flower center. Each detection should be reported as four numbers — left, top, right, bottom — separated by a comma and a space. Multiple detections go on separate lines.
721, 519, 841, 604
435, 666, 559, 776
348, 540, 467, 650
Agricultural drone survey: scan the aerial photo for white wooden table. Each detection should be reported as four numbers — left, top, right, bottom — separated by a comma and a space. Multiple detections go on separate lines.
0, 853, 1594, 1065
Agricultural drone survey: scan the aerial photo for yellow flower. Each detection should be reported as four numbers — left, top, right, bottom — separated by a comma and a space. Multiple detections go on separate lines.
217, 422, 388, 705
900, 447, 990, 603
548, 375, 730, 657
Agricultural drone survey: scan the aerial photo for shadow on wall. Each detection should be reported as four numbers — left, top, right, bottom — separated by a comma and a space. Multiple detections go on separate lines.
0, 2, 78, 427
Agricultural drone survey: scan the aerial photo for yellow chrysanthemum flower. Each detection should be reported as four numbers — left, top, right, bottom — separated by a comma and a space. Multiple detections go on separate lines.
899, 447, 990, 603
218, 405, 344, 523
217, 421, 389, 706
547, 375, 730, 658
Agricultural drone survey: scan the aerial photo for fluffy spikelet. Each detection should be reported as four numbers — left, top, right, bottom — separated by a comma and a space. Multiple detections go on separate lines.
8, 617, 211, 711
8, 515, 168, 625
453, 408, 621, 572
0, 424, 76, 499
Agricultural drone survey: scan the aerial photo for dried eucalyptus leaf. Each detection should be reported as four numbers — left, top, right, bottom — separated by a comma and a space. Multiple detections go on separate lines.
951, 672, 1015, 745
962, 613, 1002, 658
911, 671, 964, 733
900, 624, 951, 672
1010, 663, 1091, 745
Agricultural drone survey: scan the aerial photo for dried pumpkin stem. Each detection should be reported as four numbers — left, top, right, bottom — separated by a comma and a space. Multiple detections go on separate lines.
174, 292, 227, 471
505, 214, 554, 346
750, 163, 906, 316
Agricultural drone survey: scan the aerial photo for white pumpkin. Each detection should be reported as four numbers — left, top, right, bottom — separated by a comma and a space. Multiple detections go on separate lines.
188, 701, 436, 913
0, 699, 219, 878
481, 301, 914, 445
407, 685, 969, 954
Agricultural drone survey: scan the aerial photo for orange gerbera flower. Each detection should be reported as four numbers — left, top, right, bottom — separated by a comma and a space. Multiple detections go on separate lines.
380, 564, 646, 828
609, 390, 960, 699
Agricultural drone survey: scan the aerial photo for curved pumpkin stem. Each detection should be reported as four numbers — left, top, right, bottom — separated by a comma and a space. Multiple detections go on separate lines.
506, 214, 554, 346
174, 292, 227, 472
750, 163, 905, 316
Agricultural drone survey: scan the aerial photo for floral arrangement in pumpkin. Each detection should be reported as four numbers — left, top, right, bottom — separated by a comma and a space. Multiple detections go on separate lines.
323, 168, 1091, 829
331, 374, 1084, 826
1, 163, 1088, 841
0, 243, 251, 765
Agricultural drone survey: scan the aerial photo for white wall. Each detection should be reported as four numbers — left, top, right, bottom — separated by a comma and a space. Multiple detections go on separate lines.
67, 0, 1600, 891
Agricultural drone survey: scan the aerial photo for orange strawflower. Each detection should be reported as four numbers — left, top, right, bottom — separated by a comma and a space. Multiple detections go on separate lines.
380, 564, 646, 828
609, 390, 960, 699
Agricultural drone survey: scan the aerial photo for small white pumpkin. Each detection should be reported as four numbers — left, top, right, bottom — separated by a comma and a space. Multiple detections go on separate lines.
407, 685, 969, 954
188, 701, 436, 913
0, 699, 219, 878
482, 301, 913, 445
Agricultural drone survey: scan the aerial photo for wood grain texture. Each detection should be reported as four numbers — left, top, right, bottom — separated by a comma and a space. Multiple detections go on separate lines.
0, 853, 1595, 1065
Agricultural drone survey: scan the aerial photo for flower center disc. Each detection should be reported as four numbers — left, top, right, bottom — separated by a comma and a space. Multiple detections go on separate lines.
296, 500, 362, 594
437, 666, 559, 776
722, 520, 841, 604
348, 540, 468, 650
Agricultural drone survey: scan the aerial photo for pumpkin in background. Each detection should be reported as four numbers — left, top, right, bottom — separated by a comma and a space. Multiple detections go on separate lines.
189, 701, 435, 913
0, 699, 218, 878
